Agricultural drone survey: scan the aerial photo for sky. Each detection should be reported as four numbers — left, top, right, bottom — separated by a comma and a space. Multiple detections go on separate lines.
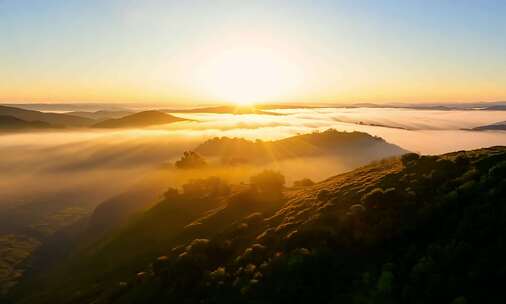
1, 0, 506, 106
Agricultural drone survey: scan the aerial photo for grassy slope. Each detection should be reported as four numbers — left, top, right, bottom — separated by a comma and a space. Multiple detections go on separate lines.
13, 146, 506, 304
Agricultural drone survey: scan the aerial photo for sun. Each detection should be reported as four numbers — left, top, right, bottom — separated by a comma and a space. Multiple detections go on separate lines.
233, 99, 254, 107
196, 46, 301, 105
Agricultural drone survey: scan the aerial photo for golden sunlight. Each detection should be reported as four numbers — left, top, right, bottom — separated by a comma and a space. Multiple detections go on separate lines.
196, 46, 301, 105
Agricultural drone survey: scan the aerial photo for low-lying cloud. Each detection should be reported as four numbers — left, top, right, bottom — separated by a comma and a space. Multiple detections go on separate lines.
1, 108, 505, 214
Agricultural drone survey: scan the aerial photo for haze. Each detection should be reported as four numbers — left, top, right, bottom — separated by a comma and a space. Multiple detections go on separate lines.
2, 107, 505, 208
1, 1, 506, 303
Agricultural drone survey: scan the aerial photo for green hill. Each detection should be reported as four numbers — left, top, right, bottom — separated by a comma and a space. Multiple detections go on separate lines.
10, 146, 506, 304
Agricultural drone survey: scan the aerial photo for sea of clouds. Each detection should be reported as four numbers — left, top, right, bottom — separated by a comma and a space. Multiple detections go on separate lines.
1, 107, 505, 212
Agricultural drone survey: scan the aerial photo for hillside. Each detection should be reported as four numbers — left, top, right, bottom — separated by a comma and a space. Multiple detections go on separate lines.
66, 110, 133, 121
93, 111, 187, 128
473, 121, 506, 131
164, 105, 282, 115
195, 129, 407, 165
0, 106, 93, 127
0, 116, 55, 130
83, 130, 407, 240
10, 146, 506, 304
482, 105, 506, 111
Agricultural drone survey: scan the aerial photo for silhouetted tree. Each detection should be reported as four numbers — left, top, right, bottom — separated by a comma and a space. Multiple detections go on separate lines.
250, 170, 285, 194
175, 151, 207, 169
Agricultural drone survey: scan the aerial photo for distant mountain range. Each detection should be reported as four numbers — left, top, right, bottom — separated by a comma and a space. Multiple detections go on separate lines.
4, 101, 506, 114
0, 105, 93, 127
66, 110, 134, 121
0, 106, 188, 130
2, 102, 506, 133
162, 105, 282, 115
0, 105, 283, 131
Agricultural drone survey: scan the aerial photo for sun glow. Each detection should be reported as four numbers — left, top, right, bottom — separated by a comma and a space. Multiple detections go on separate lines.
196, 46, 301, 105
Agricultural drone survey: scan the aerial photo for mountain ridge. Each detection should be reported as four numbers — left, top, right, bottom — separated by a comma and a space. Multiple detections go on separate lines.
93, 111, 188, 128
0, 115, 56, 130
195, 129, 408, 165
473, 121, 506, 131
0, 105, 94, 127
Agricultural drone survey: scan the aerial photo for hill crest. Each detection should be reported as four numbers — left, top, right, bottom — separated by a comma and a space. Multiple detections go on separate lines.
93, 111, 188, 128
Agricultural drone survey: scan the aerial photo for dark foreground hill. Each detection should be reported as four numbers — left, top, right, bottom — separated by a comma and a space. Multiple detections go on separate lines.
93, 111, 187, 128
10, 146, 506, 304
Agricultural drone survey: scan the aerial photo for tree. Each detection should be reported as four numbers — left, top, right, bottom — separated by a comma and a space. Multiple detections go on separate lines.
175, 151, 207, 169
401, 153, 420, 166
250, 170, 285, 194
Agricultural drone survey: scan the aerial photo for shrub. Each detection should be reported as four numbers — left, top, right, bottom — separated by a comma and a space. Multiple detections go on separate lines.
175, 151, 207, 169
317, 190, 330, 201
401, 153, 420, 166
489, 161, 506, 180
361, 188, 385, 208
209, 267, 226, 281
454, 154, 469, 167
250, 170, 285, 194
153, 256, 170, 275
349, 204, 366, 215
182, 177, 230, 198
293, 178, 315, 187
185, 239, 210, 254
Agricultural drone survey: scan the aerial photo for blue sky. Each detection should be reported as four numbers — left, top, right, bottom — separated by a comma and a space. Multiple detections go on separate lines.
1, 0, 505, 105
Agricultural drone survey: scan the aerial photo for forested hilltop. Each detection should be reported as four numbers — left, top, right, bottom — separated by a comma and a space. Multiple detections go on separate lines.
10, 146, 506, 304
